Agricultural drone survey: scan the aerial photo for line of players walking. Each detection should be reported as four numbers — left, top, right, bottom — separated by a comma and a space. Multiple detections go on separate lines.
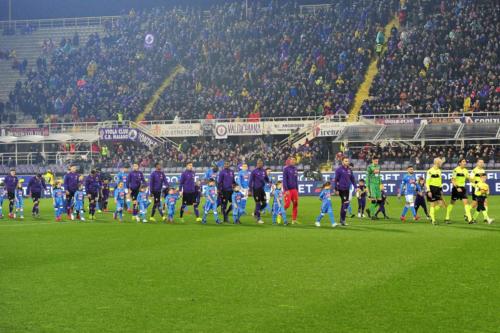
0, 155, 493, 226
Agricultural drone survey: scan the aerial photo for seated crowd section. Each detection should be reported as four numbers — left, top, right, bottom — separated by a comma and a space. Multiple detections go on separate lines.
4, 0, 397, 123
363, 0, 499, 116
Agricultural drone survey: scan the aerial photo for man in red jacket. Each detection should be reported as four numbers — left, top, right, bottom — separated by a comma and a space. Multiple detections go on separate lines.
283, 157, 299, 224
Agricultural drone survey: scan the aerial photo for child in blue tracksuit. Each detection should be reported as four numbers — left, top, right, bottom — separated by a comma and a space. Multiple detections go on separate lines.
165, 188, 179, 223
231, 184, 245, 224
14, 182, 24, 219
0, 182, 5, 218
53, 181, 66, 221
114, 182, 126, 222
202, 179, 220, 224
72, 184, 86, 221
137, 185, 150, 223
315, 182, 336, 227
263, 168, 273, 214
272, 181, 287, 225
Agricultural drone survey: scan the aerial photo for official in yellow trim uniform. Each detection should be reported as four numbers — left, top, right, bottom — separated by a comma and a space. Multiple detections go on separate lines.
426, 158, 446, 225
446, 158, 472, 223
472, 174, 493, 224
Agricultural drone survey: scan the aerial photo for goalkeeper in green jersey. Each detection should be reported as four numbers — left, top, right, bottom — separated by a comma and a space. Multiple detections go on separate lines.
365, 157, 382, 219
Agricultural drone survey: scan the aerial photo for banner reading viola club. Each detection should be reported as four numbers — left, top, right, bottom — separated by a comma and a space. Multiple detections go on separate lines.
98, 127, 158, 147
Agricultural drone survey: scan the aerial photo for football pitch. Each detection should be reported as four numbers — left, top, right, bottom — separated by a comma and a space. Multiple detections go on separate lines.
1, 197, 499, 333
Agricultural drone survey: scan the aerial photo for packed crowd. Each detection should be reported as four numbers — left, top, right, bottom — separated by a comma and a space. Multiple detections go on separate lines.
350, 143, 499, 167
91, 138, 328, 169
5, 0, 397, 123
363, 0, 500, 116
7, 8, 190, 123
148, 0, 396, 120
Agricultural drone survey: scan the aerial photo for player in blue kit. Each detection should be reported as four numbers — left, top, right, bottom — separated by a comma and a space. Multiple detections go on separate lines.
165, 188, 179, 223
202, 178, 220, 224
72, 184, 86, 221
236, 163, 250, 213
315, 182, 336, 227
398, 165, 419, 222
272, 181, 287, 225
52, 180, 66, 221
0, 182, 5, 218
114, 182, 126, 222
14, 181, 25, 219
231, 184, 245, 224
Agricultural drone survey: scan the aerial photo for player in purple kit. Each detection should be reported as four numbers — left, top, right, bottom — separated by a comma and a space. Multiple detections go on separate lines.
85, 169, 101, 220
218, 161, 236, 223
127, 163, 146, 220
99, 179, 110, 212
150, 162, 168, 222
4, 168, 18, 219
63, 165, 80, 218
27, 173, 46, 217
283, 157, 299, 224
249, 159, 269, 224
179, 162, 196, 222
333, 157, 356, 226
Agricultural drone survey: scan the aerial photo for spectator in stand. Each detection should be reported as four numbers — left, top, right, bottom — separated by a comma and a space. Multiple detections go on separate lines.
364, 0, 499, 117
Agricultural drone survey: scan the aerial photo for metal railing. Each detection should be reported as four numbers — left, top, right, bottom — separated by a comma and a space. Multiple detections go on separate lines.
0, 15, 121, 31
360, 110, 500, 120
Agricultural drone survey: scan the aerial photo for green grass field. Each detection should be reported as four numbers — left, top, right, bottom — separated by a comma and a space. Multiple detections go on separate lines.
1, 196, 499, 333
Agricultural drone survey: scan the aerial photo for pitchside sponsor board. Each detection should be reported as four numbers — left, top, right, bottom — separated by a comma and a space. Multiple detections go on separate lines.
7, 171, 499, 196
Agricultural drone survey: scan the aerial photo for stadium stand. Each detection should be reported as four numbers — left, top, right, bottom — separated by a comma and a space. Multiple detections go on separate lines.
2, 1, 398, 123
363, 0, 499, 116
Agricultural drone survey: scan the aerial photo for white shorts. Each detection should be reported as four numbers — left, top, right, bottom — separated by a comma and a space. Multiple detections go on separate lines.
405, 194, 415, 204
265, 192, 271, 202
241, 188, 249, 199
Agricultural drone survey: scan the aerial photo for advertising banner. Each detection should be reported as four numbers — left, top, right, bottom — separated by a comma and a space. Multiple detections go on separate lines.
313, 122, 345, 137
6, 171, 499, 197
98, 127, 158, 147
148, 123, 202, 137
214, 122, 263, 139
0, 127, 50, 137
263, 121, 314, 135
462, 116, 500, 124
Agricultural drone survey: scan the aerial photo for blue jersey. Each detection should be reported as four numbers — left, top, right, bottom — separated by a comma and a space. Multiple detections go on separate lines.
204, 185, 218, 204
74, 190, 85, 205
273, 188, 285, 207
400, 174, 417, 196
115, 172, 129, 188
264, 179, 272, 193
53, 188, 65, 203
137, 191, 149, 205
237, 170, 250, 189
319, 189, 332, 207
204, 169, 218, 182
165, 194, 179, 208
0, 188, 4, 203
114, 188, 126, 203
232, 191, 245, 209
15, 188, 24, 205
